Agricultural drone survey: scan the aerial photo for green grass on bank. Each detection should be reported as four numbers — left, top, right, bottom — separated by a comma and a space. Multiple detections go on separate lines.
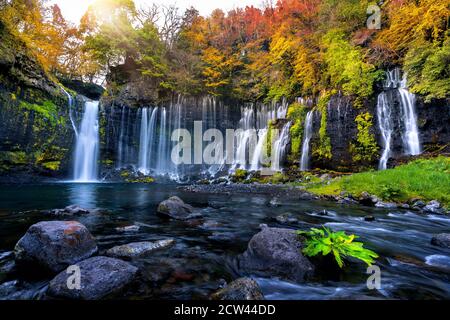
307, 157, 450, 208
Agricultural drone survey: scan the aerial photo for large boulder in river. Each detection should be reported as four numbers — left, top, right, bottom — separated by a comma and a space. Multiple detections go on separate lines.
211, 278, 264, 300
156, 196, 201, 220
48, 256, 138, 300
105, 239, 175, 260
237, 226, 314, 283
431, 233, 450, 248
14, 221, 97, 273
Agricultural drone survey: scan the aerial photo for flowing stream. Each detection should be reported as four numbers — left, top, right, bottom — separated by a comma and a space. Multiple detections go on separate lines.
0, 183, 449, 300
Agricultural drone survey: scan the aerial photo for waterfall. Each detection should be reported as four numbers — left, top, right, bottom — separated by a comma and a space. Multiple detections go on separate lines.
271, 122, 291, 172
399, 80, 421, 155
61, 87, 78, 135
156, 107, 168, 174
377, 69, 421, 169
250, 129, 268, 171
138, 107, 158, 174
73, 101, 99, 182
232, 101, 288, 171
377, 93, 393, 170
300, 110, 314, 171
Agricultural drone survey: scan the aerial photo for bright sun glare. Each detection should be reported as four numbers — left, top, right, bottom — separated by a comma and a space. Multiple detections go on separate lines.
49, 0, 97, 24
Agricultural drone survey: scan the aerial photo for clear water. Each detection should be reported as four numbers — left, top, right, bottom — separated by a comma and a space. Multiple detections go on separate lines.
0, 183, 449, 300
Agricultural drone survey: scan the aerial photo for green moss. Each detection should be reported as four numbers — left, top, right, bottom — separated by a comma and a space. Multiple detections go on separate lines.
0, 151, 28, 165
350, 112, 379, 163
287, 102, 307, 158
19, 100, 60, 126
125, 176, 155, 183
308, 157, 450, 208
313, 92, 332, 161
231, 169, 248, 183
41, 161, 61, 171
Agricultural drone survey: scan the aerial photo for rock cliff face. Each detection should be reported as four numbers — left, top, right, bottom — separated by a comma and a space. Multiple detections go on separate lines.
303, 92, 449, 172
0, 21, 78, 181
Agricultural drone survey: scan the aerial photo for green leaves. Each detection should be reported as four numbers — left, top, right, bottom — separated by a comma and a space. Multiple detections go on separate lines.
297, 226, 378, 268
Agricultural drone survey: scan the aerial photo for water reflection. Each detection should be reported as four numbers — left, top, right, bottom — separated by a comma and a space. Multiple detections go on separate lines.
68, 183, 98, 209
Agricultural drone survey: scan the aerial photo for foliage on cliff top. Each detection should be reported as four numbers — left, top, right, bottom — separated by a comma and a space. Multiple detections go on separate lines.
2, 0, 447, 102
307, 156, 450, 207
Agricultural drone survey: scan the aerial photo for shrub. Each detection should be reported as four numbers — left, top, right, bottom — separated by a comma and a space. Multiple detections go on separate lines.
297, 226, 378, 268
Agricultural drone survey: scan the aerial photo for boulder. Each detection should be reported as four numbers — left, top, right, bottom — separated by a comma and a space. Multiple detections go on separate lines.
47, 256, 138, 300
14, 221, 97, 273
359, 192, 378, 206
211, 278, 264, 300
237, 226, 314, 283
431, 233, 450, 249
423, 200, 445, 215
156, 196, 201, 220
364, 215, 375, 222
105, 240, 175, 260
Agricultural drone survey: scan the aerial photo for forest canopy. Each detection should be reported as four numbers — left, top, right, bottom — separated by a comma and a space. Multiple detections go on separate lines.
0, 0, 448, 102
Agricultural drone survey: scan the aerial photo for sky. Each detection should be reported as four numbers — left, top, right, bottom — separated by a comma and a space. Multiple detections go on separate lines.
49, 0, 265, 24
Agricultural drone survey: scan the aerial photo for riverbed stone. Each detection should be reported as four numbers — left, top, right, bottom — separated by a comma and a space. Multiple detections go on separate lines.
237, 226, 314, 283
375, 201, 397, 209
105, 239, 175, 260
156, 196, 201, 220
46, 205, 91, 216
211, 278, 264, 300
115, 225, 141, 233
47, 256, 138, 300
423, 200, 445, 214
274, 213, 299, 224
431, 233, 450, 248
364, 215, 375, 222
14, 221, 98, 273
359, 192, 378, 206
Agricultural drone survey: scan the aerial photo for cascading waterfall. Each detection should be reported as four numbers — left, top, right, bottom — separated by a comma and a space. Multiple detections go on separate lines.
138, 107, 158, 174
399, 80, 421, 155
249, 129, 268, 171
271, 122, 291, 172
300, 110, 314, 171
156, 107, 168, 174
377, 69, 421, 169
73, 101, 100, 182
61, 87, 78, 135
232, 101, 289, 171
377, 93, 393, 170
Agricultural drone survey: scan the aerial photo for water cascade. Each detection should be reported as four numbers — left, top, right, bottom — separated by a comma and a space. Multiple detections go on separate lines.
377, 69, 421, 169
271, 122, 291, 172
73, 101, 100, 182
300, 110, 314, 171
376, 93, 393, 170
138, 107, 158, 175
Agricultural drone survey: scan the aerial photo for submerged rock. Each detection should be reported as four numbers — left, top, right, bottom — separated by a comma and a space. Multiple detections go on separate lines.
423, 200, 445, 215
105, 240, 175, 260
364, 215, 376, 222
156, 196, 201, 220
274, 213, 299, 224
14, 221, 97, 273
431, 234, 450, 249
48, 256, 138, 300
374, 201, 397, 209
211, 278, 264, 300
115, 225, 141, 233
237, 226, 314, 283
46, 205, 91, 216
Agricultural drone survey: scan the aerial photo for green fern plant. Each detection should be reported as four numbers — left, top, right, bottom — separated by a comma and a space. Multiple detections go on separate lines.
297, 227, 378, 268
